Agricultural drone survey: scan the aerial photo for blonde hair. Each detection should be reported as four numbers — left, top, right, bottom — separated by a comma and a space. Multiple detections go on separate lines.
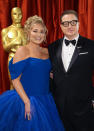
24, 15, 48, 42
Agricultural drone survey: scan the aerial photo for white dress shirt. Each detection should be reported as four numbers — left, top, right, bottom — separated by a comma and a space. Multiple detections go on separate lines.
62, 35, 79, 72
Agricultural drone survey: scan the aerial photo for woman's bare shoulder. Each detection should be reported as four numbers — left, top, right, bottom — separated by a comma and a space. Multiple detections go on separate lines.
13, 45, 29, 64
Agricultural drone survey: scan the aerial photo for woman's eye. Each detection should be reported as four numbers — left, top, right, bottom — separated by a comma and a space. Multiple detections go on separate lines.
32, 30, 45, 34
33, 30, 37, 32
40, 31, 45, 34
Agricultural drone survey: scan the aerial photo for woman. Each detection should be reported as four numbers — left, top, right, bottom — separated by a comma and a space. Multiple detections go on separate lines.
0, 15, 65, 131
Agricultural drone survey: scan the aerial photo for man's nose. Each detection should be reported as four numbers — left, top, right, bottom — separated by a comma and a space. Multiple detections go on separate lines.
68, 23, 73, 27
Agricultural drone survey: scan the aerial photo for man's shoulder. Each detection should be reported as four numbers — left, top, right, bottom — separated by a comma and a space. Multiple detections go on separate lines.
48, 38, 63, 48
78, 35, 94, 48
80, 35, 94, 43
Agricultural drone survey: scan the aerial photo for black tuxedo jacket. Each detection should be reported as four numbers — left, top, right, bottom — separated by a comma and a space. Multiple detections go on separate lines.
48, 35, 94, 116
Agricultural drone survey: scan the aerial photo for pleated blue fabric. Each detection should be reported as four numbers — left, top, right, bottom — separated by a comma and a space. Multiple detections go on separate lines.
0, 57, 65, 131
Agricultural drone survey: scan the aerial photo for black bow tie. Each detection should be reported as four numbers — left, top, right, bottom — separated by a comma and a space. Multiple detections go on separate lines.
65, 39, 76, 46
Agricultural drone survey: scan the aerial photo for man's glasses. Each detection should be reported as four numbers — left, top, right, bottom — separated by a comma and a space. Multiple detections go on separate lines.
61, 20, 78, 27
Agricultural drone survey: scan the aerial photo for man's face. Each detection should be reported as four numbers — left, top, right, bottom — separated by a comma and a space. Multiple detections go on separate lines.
60, 14, 79, 39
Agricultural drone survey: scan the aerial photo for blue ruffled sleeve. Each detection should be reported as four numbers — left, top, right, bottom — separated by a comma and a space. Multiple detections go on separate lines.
9, 58, 28, 80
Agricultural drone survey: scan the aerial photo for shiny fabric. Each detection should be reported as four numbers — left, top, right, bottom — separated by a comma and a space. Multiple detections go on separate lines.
0, 57, 65, 131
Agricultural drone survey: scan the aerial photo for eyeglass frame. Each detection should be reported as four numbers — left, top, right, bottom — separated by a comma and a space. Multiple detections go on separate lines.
61, 20, 78, 27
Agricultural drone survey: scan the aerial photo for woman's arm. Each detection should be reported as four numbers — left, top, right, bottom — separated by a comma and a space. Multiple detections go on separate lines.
12, 77, 31, 120
11, 46, 31, 120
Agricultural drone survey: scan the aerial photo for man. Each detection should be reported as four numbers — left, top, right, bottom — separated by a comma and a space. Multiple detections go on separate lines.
48, 10, 94, 131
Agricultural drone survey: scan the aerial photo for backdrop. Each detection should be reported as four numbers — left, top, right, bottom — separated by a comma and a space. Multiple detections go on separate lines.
0, 0, 94, 93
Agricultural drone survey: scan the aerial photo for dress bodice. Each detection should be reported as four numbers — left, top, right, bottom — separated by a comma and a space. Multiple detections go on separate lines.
9, 57, 52, 96
0, 57, 64, 131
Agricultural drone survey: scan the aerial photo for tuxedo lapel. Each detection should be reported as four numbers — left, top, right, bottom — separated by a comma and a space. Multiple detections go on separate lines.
67, 35, 84, 72
67, 46, 79, 71
55, 38, 66, 73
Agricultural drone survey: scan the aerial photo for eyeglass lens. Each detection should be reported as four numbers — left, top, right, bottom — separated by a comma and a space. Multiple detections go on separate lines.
61, 20, 78, 27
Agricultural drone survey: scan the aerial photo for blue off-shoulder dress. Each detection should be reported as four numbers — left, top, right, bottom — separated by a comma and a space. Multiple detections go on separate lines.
0, 57, 65, 131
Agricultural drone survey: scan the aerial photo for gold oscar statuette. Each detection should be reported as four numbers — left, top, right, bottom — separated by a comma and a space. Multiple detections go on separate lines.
1, 7, 27, 89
